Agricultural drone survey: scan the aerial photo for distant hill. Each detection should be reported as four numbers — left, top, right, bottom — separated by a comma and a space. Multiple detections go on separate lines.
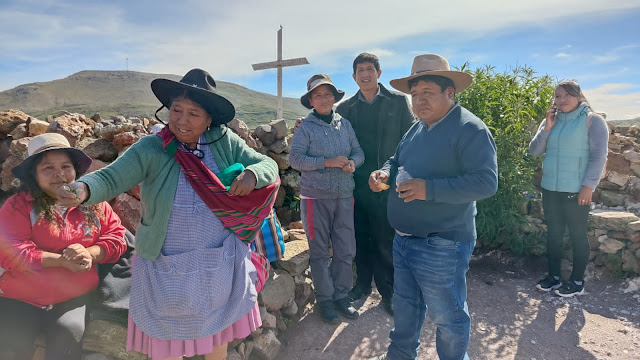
609, 117, 640, 128
0, 70, 310, 129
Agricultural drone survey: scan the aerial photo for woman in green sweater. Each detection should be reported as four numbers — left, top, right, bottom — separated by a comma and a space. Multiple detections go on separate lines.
57, 69, 279, 360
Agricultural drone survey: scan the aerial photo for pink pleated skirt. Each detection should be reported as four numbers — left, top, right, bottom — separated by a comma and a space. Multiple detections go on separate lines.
126, 302, 261, 360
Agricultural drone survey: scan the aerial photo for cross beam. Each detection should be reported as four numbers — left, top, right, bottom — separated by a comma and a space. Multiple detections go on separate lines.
252, 26, 309, 120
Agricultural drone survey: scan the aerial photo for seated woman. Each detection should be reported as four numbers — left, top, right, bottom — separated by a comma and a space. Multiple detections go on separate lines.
56, 68, 279, 360
290, 74, 364, 323
0, 133, 127, 360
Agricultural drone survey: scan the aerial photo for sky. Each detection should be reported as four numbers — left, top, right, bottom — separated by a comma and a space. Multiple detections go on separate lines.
1, 0, 639, 120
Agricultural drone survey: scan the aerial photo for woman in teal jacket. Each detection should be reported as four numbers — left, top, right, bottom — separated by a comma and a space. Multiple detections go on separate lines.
529, 80, 608, 297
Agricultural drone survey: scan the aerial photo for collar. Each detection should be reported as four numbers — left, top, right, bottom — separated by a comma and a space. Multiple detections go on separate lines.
420, 103, 459, 131
358, 84, 386, 104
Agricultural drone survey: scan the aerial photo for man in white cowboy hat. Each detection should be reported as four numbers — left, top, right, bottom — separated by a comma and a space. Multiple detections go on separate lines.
368, 54, 498, 360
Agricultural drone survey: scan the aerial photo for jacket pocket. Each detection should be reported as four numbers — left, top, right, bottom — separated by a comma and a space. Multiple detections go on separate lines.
200, 234, 236, 310
144, 237, 235, 317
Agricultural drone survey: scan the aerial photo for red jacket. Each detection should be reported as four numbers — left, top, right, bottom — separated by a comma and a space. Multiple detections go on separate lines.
0, 192, 126, 308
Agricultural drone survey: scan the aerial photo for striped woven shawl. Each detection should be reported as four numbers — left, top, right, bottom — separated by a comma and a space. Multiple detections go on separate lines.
158, 128, 279, 243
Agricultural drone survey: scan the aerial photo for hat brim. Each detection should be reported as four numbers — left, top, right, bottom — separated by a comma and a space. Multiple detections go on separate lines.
300, 81, 345, 109
151, 78, 236, 125
12, 147, 93, 180
389, 71, 473, 94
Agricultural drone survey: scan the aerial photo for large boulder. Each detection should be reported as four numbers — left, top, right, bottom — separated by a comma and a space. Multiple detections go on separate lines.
83, 138, 118, 162
268, 151, 290, 171
0, 155, 22, 191
259, 269, 295, 311
589, 211, 640, 231
28, 119, 50, 136
254, 125, 276, 146
0, 109, 29, 134
269, 119, 288, 140
250, 329, 282, 360
110, 193, 141, 234
47, 113, 92, 146
276, 240, 310, 276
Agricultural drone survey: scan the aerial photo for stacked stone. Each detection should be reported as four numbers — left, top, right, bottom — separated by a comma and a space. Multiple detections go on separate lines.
79, 225, 314, 360
520, 122, 640, 275
0, 109, 312, 360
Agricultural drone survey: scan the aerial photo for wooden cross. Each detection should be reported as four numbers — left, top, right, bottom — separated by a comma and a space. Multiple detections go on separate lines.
252, 26, 309, 120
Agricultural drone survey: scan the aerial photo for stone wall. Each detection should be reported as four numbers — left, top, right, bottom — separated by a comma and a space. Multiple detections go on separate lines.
0, 109, 309, 360
521, 122, 640, 275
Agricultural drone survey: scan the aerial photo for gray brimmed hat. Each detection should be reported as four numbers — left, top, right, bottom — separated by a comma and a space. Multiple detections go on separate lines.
12, 133, 92, 180
389, 54, 473, 94
300, 74, 345, 109
151, 68, 236, 126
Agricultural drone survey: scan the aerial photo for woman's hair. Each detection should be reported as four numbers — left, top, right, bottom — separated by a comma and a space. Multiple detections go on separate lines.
556, 80, 592, 111
18, 150, 104, 231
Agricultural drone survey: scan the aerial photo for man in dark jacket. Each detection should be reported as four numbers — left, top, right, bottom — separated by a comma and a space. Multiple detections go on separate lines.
336, 53, 414, 314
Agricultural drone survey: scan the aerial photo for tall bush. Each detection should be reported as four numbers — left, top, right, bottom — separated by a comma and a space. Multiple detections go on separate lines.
456, 65, 554, 253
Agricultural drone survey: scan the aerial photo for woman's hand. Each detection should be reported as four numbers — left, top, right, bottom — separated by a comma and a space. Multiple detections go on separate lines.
341, 159, 356, 173
577, 186, 593, 206
544, 105, 558, 131
60, 257, 93, 273
60, 244, 93, 272
229, 170, 257, 196
325, 156, 349, 169
62, 243, 92, 263
55, 182, 88, 207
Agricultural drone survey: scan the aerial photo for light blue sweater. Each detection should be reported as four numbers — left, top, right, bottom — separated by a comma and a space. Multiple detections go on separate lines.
529, 105, 609, 192
290, 112, 364, 199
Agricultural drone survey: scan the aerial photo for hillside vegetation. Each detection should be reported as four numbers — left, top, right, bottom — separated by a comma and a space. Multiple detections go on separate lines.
0, 70, 309, 128
609, 117, 640, 127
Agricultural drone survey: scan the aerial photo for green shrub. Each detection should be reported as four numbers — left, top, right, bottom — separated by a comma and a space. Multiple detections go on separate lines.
456, 65, 554, 253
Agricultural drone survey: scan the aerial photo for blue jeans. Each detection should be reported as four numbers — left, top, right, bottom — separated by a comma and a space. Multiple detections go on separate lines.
387, 233, 475, 360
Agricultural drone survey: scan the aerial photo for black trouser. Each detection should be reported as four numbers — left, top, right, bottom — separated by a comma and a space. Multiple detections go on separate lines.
542, 189, 591, 281
0, 296, 87, 360
353, 190, 395, 300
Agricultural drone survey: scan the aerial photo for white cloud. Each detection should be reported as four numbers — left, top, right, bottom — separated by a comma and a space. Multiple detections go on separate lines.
593, 54, 620, 63
593, 44, 639, 64
554, 52, 571, 58
583, 83, 640, 120
7, 0, 638, 77
1, 0, 639, 94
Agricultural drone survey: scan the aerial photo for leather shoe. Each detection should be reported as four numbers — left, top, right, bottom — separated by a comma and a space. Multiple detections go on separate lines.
316, 300, 340, 324
381, 298, 394, 315
334, 297, 359, 319
349, 285, 372, 301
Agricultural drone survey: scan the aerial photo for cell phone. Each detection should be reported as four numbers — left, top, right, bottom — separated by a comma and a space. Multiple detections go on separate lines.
552, 104, 558, 118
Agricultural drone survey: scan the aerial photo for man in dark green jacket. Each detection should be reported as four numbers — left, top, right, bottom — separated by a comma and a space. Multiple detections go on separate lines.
336, 53, 414, 314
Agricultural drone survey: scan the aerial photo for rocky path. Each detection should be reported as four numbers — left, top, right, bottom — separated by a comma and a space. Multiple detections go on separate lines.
277, 251, 640, 360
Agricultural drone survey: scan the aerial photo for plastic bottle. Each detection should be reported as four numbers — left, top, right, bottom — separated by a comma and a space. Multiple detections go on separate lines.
396, 166, 412, 186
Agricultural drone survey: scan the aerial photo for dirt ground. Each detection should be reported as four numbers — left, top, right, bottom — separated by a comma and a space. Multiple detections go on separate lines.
278, 250, 640, 360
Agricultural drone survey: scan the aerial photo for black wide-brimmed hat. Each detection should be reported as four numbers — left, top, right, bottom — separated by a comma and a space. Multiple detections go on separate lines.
151, 68, 236, 126
12, 133, 92, 180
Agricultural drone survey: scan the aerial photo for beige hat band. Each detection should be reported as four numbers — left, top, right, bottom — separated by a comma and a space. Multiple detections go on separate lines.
308, 78, 330, 90
31, 143, 70, 156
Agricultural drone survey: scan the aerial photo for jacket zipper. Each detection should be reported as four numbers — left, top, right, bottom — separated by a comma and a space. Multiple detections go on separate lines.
554, 116, 568, 191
